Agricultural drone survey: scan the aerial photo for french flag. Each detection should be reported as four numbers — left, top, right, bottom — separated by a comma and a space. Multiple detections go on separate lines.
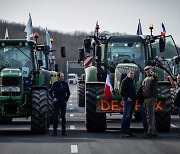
136, 19, 143, 35
104, 70, 113, 100
161, 22, 166, 38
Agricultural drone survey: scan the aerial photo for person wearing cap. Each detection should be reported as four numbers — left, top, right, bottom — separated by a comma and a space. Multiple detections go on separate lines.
142, 66, 158, 138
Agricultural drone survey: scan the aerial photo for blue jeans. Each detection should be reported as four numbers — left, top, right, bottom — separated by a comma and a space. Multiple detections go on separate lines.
121, 100, 135, 131
53, 101, 67, 131
140, 104, 148, 133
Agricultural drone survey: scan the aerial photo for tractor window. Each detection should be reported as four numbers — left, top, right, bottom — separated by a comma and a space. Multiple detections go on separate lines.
107, 42, 145, 67
36, 51, 47, 69
0, 46, 33, 71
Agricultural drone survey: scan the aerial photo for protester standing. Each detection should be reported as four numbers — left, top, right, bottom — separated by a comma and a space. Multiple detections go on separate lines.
142, 66, 158, 138
120, 70, 136, 137
49, 72, 70, 136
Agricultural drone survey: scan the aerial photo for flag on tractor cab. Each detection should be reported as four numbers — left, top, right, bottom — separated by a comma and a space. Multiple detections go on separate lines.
4, 28, 9, 39
161, 22, 166, 38
24, 13, 33, 41
104, 70, 113, 100
136, 19, 143, 35
45, 27, 52, 49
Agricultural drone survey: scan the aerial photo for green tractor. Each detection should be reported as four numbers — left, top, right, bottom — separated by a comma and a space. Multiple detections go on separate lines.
78, 24, 180, 132
35, 42, 66, 123
0, 39, 62, 134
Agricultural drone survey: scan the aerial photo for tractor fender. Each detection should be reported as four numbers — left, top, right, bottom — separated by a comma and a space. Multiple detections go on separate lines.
85, 66, 97, 82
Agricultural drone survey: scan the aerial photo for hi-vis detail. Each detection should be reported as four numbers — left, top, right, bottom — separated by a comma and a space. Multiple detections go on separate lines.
96, 98, 165, 112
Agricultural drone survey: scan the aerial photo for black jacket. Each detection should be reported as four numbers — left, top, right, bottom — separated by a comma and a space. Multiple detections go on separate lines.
120, 77, 136, 102
174, 88, 180, 106
49, 80, 70, 103
137, 86, 144, 105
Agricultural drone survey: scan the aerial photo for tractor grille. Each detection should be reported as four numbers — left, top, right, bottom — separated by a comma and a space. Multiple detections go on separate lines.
2, 77, 20, 86
1, 77, 21, 96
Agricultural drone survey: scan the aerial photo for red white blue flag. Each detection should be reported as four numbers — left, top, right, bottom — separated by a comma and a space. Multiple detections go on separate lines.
136, 19, 143, 35
161, 22, 166, 38
104, 70, 113, 100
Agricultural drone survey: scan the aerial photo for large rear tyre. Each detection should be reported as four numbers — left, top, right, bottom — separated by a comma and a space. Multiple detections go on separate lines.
78, 83, 85, 107
156, 82, 171, 132
48, 97, 54, 124
86, 84, 106, 132
31, 90, 49, 134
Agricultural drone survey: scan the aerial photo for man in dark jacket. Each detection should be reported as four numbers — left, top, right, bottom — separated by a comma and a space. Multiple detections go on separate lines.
49, 72, 70, 136
120, 69, 136, 137
174, 74, 180, 117
142, 66, 158, 138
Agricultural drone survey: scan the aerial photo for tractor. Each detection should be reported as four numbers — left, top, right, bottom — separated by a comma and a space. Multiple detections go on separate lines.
78, 23, 180, 132
0, 38, 64, 134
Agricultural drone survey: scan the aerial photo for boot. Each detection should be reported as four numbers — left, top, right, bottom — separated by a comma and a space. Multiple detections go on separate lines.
62, 129, 67, 136
52, 129, 57, 136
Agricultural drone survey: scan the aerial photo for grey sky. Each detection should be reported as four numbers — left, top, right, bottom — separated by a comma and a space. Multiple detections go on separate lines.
0, 0, 180, 45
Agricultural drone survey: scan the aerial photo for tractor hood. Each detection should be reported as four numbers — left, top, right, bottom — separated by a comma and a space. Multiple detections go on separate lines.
1, 68, 22, 77
114, 63, 140, 92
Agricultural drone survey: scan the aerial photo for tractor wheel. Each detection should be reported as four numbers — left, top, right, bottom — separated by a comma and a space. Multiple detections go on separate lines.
31, 90, 49, 134
156, 82, 171, 132
78, 83, 85, 107
48, 97, 54, 124
86, 84, 106, 132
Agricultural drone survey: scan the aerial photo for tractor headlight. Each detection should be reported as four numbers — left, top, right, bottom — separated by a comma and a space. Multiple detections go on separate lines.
1, 86, 21, 92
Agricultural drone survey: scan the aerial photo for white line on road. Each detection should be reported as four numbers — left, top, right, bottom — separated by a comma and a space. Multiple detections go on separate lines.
171, 124, 178, 128
70, 125, 76, 130
70, 113, 74, 117
71, 145, 78, 153
69, 100, 72, 103
70, 108, 73, 110
69, 104, 73, 106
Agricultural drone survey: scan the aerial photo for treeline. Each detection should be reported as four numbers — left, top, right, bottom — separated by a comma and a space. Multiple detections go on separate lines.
0, 19, 87, 74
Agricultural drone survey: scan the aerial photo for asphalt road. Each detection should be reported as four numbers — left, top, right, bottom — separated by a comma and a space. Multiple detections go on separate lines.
0, 84, 180, 154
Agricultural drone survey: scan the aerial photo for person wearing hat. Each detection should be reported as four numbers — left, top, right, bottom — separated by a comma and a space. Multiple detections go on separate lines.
142, 65, 158, 138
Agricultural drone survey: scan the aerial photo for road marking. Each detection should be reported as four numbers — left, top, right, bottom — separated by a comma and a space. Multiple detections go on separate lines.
70, 113, 74, 117
70, 108, 73, 110
69, 104, 73, 106
70, 125, 76, 130
69, 100, 72, 103
171, 124, 178, 128
71, 145, 78, 153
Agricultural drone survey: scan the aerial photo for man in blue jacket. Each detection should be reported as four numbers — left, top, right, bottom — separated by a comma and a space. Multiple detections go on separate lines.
49, 72, 70, 136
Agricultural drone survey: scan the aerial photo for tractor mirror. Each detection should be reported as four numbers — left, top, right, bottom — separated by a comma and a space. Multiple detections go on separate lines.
79, 48, 84, 61
159, 37, 166, 52
55, 64, 59, 72
61, 46, 66, 57
151, 48, 156, 60
96, 45, 101, 62
84, 38, 91, 53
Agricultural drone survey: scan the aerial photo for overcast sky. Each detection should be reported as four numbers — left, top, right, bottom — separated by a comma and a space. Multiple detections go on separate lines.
0, 0, 180, 45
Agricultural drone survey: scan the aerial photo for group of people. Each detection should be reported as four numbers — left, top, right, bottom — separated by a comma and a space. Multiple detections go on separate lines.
49, 67, 180, 138
120, 65, 158, 138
